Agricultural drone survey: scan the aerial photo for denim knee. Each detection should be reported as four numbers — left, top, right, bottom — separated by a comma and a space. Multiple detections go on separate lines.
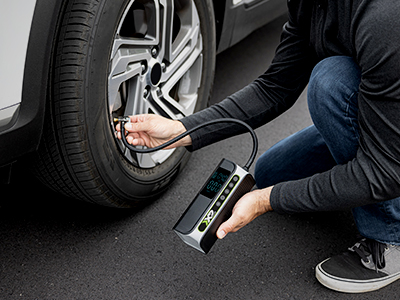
307, 56, 361, 164
308, 56, 361, 126
254, 126, 336, 189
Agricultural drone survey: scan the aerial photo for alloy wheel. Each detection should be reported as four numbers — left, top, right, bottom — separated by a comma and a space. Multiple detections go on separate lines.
109, 0, 203, 168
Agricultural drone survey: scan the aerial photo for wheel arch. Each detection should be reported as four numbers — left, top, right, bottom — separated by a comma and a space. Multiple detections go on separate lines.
211, 0, 226, 53
0, 0, 66, 166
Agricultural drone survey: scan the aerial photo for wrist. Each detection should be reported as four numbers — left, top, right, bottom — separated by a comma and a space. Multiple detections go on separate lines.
256, 186, 273, 214
175, 120, 192, 147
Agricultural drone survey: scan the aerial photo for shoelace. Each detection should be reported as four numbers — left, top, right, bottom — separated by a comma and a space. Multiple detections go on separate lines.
349, 238, 387, 270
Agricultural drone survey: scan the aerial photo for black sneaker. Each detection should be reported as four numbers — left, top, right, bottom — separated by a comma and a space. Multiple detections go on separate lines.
315, 238, 400, 293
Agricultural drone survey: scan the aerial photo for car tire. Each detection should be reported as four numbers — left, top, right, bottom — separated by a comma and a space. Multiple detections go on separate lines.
32, 0, 216, 207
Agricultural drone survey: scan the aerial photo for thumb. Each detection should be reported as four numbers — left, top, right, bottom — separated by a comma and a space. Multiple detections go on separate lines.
125, 120, 151, 132
216, 215, 240, 239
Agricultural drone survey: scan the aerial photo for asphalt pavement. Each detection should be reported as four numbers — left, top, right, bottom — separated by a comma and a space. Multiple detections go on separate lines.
1, 14, 399, 299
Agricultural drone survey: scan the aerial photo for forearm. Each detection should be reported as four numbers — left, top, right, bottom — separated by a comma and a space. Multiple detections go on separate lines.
180, 84, 276, 151
270, 132, 400, 214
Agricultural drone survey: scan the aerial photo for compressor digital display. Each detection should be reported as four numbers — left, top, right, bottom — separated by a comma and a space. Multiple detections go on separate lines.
200, 167, 231, 199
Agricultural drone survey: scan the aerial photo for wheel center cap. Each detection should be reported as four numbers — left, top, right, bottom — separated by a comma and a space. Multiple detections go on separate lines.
150, 62, 162, 86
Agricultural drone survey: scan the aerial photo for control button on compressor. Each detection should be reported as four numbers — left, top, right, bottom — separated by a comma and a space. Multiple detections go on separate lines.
198, 222, 207, 232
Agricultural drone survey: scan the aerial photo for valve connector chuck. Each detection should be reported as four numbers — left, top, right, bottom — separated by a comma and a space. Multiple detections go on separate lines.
113, 116, 130, 123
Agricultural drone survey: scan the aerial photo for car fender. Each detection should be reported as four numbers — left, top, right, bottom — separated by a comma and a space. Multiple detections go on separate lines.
0, 0, 64, 166
215, 0, 286, 53
0, 1, 36, 128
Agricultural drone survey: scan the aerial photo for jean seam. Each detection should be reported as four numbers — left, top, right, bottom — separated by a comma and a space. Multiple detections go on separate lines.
381, 202, 399, 243
344, 91, 360, 143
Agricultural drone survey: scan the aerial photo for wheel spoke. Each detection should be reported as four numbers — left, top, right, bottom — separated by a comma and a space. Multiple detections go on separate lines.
124, 76, 149, 116
108, 47, 150, 112
159, 36, 203, 117
160, 0, 200, 64
135, 149, 175, 168
111, 0, 160, 59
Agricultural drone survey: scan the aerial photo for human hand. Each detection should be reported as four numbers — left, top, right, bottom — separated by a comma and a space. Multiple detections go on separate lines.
115, 114, 191, 149
216, 186, 273, 239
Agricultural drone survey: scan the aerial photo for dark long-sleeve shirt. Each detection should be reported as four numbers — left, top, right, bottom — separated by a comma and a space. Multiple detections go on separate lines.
180, 0, 400, 214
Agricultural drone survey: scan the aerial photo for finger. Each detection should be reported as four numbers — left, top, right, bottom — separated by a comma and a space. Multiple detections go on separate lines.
116, 129, 133, 140
126, 133, 143, 146
125, 121, 152, 133
128, 114, 145, 123
126, 135, 138, 145
216, 226, 228, 240
216, 215, 242, 239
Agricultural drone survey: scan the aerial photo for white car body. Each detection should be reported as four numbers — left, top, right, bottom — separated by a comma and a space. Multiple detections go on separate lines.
0, 1, 36, 127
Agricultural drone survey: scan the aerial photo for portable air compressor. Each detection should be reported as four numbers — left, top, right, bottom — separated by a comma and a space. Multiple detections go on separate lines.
173, 158, 255, 253
116, 117, 258, 254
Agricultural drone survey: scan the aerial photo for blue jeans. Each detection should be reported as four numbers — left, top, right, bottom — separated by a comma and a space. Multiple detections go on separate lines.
255, 56, 400, 245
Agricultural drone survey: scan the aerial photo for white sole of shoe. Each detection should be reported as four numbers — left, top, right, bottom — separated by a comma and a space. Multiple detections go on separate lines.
315, 258, 400, 293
